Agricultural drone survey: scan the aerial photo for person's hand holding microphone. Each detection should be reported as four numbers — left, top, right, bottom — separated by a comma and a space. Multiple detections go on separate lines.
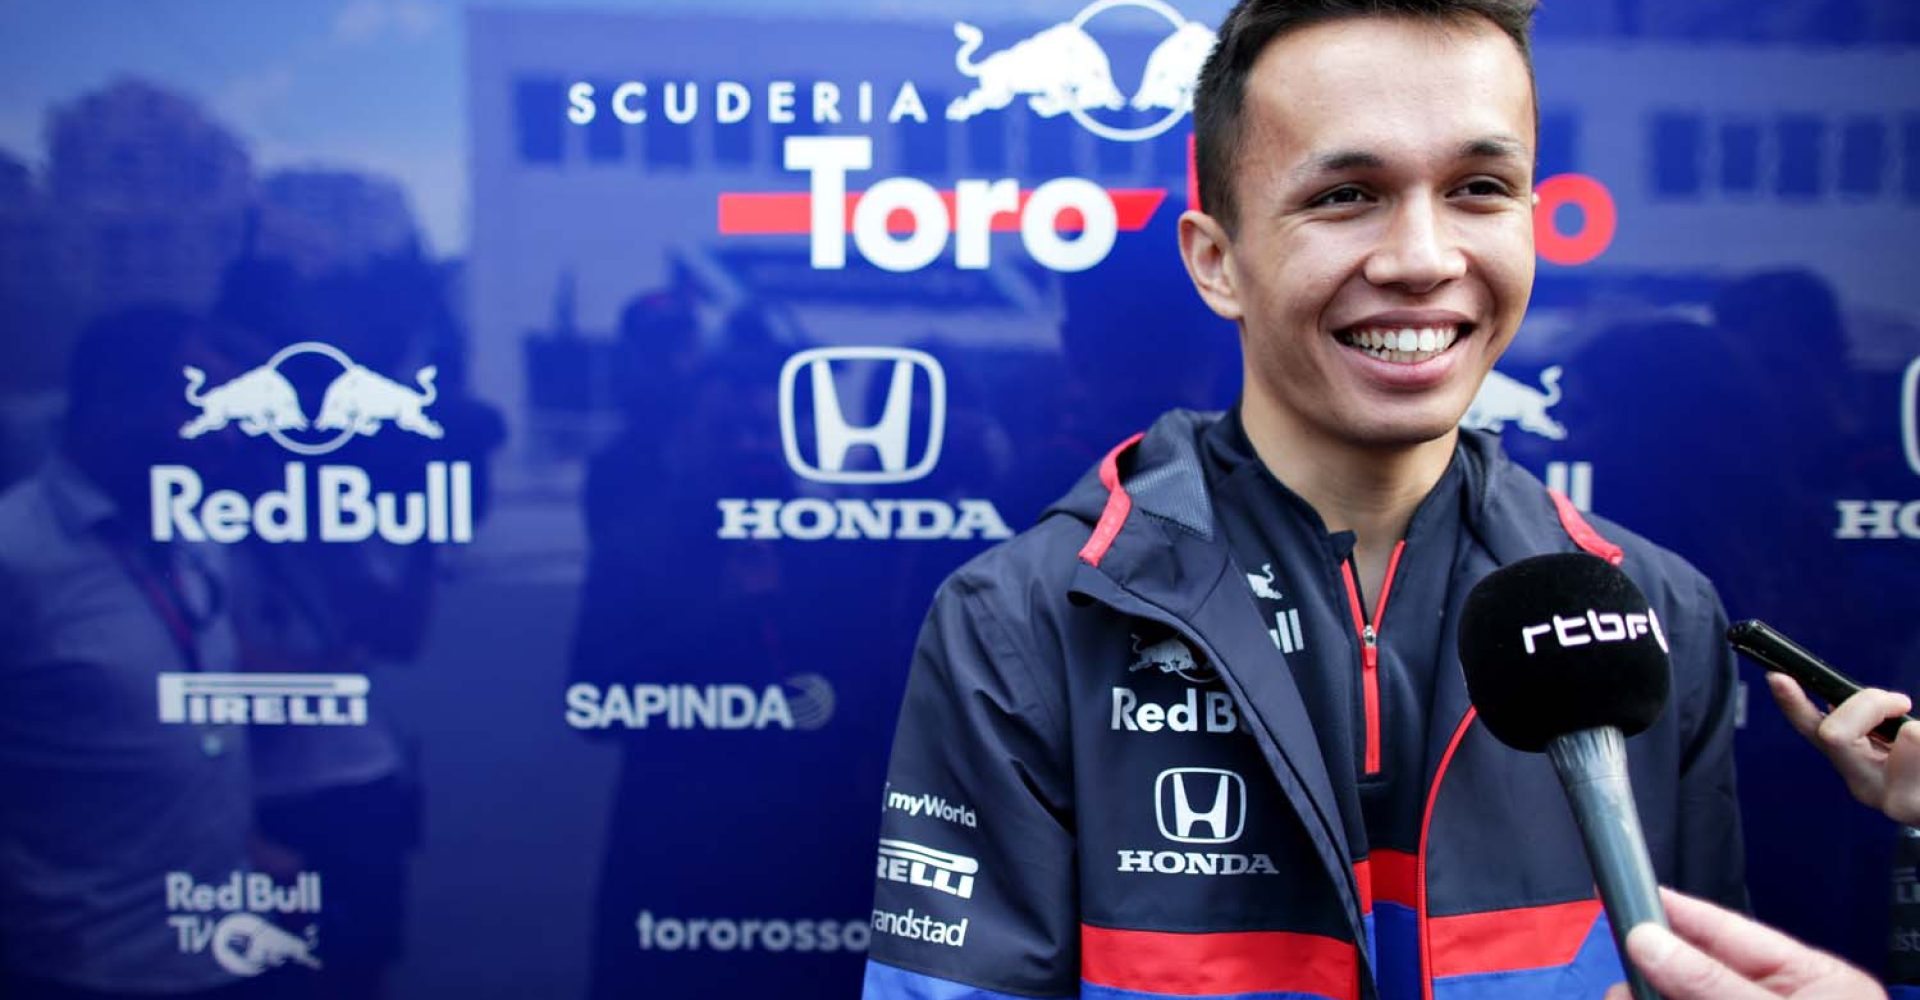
1603, 888, 1884, 1000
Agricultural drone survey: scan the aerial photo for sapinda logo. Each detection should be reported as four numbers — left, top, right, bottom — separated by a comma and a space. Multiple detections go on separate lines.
564, 675, 836, 731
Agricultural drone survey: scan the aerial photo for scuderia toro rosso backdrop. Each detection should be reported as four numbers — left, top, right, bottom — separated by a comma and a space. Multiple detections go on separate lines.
0, 0, 1915, 997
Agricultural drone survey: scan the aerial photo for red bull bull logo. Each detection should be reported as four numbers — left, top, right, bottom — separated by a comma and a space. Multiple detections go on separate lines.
946, 0, 1213, 144
180, 342, 441, 457
1463, 366, 1568, 441
156, 342, 473, 545
1125, 633, 1217, 684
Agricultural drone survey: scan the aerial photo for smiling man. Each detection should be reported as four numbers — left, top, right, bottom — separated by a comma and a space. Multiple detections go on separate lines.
863, 3, 1746, 1000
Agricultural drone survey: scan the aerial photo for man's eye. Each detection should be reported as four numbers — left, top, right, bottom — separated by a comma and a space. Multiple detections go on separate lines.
1456, 178, 1512, 198
1312, 186, 1368, 208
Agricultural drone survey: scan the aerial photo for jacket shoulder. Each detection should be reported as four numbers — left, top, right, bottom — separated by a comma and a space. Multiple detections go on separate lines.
937, 510, 1090, 609
1583, 508, 1723, 615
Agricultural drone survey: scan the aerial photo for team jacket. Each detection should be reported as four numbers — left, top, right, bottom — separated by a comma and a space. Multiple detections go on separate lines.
864, 410, 1747, 1000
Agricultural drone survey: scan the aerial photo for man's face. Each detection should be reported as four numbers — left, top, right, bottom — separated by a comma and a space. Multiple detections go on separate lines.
1194, 15, 1537, 451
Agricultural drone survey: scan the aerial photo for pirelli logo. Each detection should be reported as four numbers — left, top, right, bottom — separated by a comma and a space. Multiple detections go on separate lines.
875, 838, 978, 900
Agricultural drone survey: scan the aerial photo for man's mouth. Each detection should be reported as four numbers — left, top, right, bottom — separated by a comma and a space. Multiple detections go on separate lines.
1335, 323, 1469, 364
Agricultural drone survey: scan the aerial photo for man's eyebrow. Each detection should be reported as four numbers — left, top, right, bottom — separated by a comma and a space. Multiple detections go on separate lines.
1459, 135, 1531, 161
1290, 149, 1386, 183
1288, 137, 1529, 185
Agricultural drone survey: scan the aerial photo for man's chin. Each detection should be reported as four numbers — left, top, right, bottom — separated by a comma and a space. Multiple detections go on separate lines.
1339, 411, 1468, 453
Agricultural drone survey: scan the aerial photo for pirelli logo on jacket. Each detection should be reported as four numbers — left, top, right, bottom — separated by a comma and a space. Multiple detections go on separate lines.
876, 839, 978, 900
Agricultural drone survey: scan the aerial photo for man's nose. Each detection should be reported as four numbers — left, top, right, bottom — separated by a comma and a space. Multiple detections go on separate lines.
1364, 195, 1467, 293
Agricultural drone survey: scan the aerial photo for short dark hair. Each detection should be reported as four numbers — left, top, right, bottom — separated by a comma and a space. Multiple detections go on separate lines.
1193, 0, 1539, 232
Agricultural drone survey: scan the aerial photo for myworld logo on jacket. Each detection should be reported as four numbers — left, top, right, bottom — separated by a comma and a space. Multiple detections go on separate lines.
884, 785, 978, 829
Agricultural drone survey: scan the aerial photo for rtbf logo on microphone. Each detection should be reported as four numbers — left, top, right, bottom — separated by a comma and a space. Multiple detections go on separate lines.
1519, 607, 1669, 656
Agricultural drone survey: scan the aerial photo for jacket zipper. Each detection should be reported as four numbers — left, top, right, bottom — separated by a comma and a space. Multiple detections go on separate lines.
1339, 541, 1405, 777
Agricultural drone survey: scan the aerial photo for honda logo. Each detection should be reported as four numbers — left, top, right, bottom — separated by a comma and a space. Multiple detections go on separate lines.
779, 348, 945, 485
1903, 356, 1919, 477
1154, 768, 1245, 845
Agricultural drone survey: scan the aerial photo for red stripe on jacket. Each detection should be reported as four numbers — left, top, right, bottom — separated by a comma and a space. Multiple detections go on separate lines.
1078, 432, 1145, 567
1428, 899, 1605, 979
1082, 924, 1359, 999
1354, 848, 1420, 913
1549, 489, 1624, 565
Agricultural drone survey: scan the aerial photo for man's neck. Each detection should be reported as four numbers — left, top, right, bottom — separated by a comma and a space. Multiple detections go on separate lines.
1239, 394, 1456, 601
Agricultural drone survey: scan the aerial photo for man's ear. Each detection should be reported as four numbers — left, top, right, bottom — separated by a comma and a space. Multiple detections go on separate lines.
1178, 209, 1243, 322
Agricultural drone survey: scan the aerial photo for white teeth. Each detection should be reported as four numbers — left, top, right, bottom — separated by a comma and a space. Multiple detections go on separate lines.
1340, 324, 1462, 363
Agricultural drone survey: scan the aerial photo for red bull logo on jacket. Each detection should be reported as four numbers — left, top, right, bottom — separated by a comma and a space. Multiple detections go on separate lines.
153, 342, 474, 545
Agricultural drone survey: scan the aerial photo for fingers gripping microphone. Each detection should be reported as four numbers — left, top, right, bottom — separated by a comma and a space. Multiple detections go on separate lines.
1458, 553, 1674, 1000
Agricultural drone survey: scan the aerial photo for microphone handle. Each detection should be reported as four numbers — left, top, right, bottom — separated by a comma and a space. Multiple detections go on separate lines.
1547, 726, 1668, 1000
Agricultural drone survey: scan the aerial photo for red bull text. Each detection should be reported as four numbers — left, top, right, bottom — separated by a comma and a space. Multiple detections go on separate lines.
150, 462, 474, 545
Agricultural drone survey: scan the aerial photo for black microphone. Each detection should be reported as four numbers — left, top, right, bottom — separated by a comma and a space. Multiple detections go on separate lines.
1458, 552, 1673, 1000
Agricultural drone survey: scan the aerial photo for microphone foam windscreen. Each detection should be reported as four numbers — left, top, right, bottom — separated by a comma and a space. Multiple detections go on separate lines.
1458, 553, 1672, 753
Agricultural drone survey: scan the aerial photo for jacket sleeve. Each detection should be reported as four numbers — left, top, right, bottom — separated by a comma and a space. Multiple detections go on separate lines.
863, 567, 1080, 999
1670, 568, 1751, 912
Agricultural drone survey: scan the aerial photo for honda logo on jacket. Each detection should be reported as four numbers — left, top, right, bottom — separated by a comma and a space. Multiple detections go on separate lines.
1155, 768, 1243, 844
1116, 768, 1277, 876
